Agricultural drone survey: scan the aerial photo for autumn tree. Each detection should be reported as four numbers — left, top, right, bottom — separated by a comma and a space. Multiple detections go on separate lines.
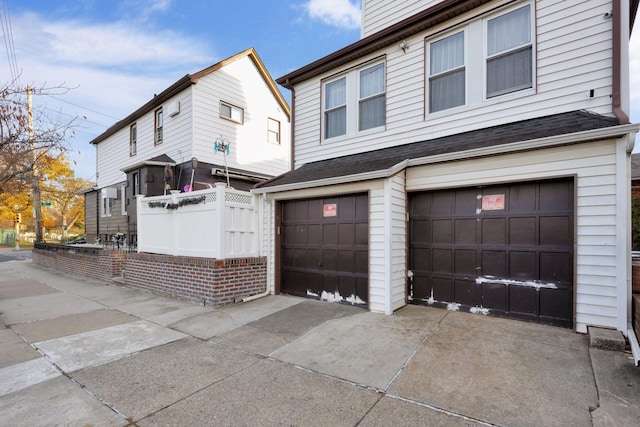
40, 157, 93, 240
0, 82, 78, 239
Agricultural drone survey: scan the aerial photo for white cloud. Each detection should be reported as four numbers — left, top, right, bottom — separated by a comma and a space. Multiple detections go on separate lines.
16, 12, 211, 73
4, 11, 216, 179
305, 0, 361, 29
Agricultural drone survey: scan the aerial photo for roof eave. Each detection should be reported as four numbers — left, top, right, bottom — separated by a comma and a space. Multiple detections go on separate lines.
276, 0, 490, 87
253, 123, 640, 194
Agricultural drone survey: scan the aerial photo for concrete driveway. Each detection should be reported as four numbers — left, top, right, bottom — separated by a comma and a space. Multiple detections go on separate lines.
0, 256, 638, 426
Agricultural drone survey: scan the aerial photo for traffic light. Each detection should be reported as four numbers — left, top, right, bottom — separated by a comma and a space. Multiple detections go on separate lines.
14, 213, 21, 223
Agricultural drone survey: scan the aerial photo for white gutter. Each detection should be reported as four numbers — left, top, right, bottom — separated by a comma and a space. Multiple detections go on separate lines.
628, 324, 640, 367
252, 124, 639, 195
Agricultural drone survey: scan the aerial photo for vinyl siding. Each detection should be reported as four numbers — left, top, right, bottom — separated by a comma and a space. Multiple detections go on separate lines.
293, 0, 616, 169
362, 0, 442, 38
191, 56, 290, 177
95, 91, 194, 188
405, 139, 622, 331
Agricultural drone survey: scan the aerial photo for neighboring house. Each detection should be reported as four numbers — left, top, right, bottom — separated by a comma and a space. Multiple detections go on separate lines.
85, 48, 290, 245
255, 0, 640, 340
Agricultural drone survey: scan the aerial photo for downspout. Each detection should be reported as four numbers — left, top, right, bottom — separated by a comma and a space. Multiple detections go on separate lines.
287, 79, 295, 171
612, 0, 630, 125
613, 0, 640, 366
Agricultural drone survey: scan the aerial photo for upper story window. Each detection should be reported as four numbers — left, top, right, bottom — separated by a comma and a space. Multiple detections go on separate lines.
268, 118, 281, 144
486, 4, 532, 98
359, 63, 386, 131
425, 2, 534, 115
129, 123, 137, 156
324, 77, 347, 139
428, 31, 465, 113
220, 101, 244, 124
154, 108, 163, 145
323, 60, 386, 140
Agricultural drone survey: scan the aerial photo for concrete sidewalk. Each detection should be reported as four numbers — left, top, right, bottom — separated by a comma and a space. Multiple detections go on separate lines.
1, 258, 639, 426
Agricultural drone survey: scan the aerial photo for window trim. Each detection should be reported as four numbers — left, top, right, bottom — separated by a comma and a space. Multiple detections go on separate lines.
121, 184, 127, 215
322, 58, 387, 142
154, 108, 163, 145
426, 28, 467, 114
267, 117, 281, 145
483, 2, 535, 99
220, 101, 244, 124
129, 123, 137, 157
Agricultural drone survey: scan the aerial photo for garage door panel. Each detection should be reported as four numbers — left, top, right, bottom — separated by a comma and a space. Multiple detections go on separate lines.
540, 217, 571, 246
323, 223, 338, 244
455, 219, 476, 244
540, 252, 572, 283
338, 250, 354, 272
509, 286, 538, 315
540, 181, 572, 211
432, 220, 452, 243
412, 220, 431, 243
509, 251, 537, 279
433, 277, 453, 301
355, 223, 368, 245
508, 184, 536, 211
539, 288, 572, 325
409, 178, 574, 327
482, 250, 507, 277
454, 188, 479, 214
482, 282, 507, 311
482, 218, 506, 244
432, 249, 452, 273
308, 224, 322, 243
411, 248, 431, 270
355, 250, 368, 274
509, 217, 536, 245
453, 279, 476, 306
323, 249, 338, 271
306, 249, 321, 269
308, 199, 323, 220
338, 223, 355, 244
432, 192, 454, 214
454, 250, 476, 275
413, 275, 431, 300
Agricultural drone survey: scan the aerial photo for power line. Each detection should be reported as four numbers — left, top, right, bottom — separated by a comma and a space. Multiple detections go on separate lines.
0, 0, 20, 89
45, 94, 121, 121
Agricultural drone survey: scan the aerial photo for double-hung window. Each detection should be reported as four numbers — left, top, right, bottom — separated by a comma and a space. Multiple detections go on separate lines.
323, 61, 386, 140
359, 63, 385, 131
486, 4, 532, 98
129, 123, 137, 156
428, 31, 465, 113
154, 108, 163, 145
324, 77, 347, 139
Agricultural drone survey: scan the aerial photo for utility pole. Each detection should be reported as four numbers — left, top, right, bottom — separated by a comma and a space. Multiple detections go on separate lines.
27, 86, 43, 243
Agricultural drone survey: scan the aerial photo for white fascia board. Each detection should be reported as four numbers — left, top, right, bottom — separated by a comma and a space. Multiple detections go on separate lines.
252, 159, 409, 194
253, 124, 639, 195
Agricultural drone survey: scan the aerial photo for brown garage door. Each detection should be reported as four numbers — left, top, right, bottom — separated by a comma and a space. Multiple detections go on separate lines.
280, 194, 368, 306
409, 179, 574, 327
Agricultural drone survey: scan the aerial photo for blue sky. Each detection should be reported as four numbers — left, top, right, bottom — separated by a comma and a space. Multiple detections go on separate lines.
2, 0, 639, 180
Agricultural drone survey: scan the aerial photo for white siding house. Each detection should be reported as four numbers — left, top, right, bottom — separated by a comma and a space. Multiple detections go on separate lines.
254, 0, 639, 344
87, 48, 290, 245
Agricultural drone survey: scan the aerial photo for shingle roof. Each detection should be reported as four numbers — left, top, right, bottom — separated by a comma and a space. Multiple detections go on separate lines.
257, 110, 619, 189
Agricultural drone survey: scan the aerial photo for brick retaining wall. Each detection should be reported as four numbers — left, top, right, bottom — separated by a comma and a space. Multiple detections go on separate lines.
33, 245, 126, 282
124, 253, 266, 306
32, 246, 267, 308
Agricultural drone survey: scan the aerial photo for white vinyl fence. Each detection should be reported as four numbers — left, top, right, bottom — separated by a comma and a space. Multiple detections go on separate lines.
137, 183, 258, 258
